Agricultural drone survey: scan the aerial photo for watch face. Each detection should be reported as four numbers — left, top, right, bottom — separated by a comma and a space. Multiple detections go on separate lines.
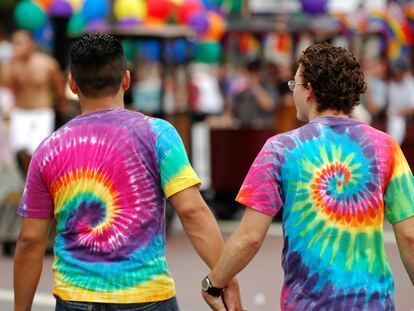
201, 277, 210, 291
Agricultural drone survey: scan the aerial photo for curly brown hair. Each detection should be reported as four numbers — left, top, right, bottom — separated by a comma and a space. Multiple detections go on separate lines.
298, 43, 366, 115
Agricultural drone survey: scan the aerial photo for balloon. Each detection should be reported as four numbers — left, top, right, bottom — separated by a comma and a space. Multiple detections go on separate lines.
176, 0, 204, 24
187, 11, 209, 33
82, 0, 109, 21
300, 0, 327, 15
147, 0, 171, 21
67, 12, 86, 34
200, 0, 215, 10
195, 41, 222, 64
202, 11, 226, 41
138, 40, 161, 61
67, 0, 83, 12
121, 40, 137, 62
114, 0, 147, 21
14, 1, 48, 32
212, 0, 223, 7
117, 18, 141, 29
49, 0, 73, 17
146, 17, 166, 26
32, 21, 53, 50
85, 19, 110, 32
166, 39, 189, 64
229, 0, 243, 15
34, 0, 53, 10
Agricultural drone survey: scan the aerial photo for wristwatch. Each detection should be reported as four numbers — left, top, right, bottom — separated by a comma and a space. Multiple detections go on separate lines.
201, 276, 224, 297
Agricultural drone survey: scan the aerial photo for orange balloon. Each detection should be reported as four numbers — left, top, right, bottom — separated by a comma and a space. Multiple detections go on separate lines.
202, 11, 226, 41
34, 0, 53, 10
146, 16, 165, 27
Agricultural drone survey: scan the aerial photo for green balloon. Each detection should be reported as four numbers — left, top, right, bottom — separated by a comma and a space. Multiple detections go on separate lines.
13, 0, 47, 32
195, 41, 222, 64
230, 0, 243, 14
121, 40, 136, 63
67, 13, 86, 35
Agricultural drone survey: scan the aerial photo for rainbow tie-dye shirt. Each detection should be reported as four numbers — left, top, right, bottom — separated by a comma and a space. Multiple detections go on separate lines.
236, 116, 414, 310
18, 108, 201, 303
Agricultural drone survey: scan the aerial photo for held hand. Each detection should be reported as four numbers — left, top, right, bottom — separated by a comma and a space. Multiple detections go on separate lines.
201, 290, 227, 311
223, 277, 244, 311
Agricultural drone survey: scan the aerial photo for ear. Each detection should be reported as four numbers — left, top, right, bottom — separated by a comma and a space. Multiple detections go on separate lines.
68, 73, 79, 95
121, 70, 131, 91
305, 82, 315, 103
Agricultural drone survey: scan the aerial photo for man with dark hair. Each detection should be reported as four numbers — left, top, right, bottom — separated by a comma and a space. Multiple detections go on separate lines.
14, 33, 242, 311
202, 43, 414, 310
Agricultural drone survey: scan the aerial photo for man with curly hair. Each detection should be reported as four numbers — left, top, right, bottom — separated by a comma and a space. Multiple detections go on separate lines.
202, 43, 414, 310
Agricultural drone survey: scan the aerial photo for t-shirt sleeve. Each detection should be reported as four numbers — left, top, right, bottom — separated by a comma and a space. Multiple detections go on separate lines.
384, 139, 414, 224
236, 139, 283, 217
154, 122, 201, 198
17, 156, 54, 218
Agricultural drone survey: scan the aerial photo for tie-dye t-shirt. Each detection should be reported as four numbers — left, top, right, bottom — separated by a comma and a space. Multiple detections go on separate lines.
236, 116, 414, 310
18, 108, 201, 303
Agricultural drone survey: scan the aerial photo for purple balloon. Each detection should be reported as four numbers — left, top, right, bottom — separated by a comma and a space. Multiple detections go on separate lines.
300, 0, 327, 15
49, 0, 73, 17
188, 12, 209, 34
86, 19, 110, 32
117, 18, 141, 29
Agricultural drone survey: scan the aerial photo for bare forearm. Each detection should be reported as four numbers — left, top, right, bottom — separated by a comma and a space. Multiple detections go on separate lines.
398, 242, 414, 285
178, 207, 224, 269
14, 240, 47, 311
393, 216, 414, 286
209, 227, 262, 288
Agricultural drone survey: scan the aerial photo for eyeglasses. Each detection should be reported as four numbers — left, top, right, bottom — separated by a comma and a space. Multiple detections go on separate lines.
288, 80, 305, 91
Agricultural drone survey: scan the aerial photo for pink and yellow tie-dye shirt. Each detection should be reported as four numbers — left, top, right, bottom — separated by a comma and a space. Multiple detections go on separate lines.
18, 108, 201, 303
236, 116, 414, 310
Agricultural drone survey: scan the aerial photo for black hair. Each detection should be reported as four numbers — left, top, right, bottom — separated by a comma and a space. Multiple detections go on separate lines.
70, 33, 126, 97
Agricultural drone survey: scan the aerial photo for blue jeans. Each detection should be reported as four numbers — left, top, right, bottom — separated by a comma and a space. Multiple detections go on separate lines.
55, 296, 180, 311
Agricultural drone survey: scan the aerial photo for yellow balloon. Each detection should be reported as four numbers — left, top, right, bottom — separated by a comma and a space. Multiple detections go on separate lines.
67, 0, 83, 12
169, 0, 184, 5
114, 0, 147, 20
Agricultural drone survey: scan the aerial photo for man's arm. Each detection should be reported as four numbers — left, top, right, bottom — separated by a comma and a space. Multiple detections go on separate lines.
14, 217, 53, 311
202, 207, 273, 310
169, 186, 242, 311
393, 215, 414, 285
0, 62, 13, 87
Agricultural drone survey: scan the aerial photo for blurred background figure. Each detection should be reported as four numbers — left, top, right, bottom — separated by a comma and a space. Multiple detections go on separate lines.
0, 26, 14, 171
0, 30, 66, 176
387, 61, 414, 145
364, 57, 389, 122
229, 58, 276, 129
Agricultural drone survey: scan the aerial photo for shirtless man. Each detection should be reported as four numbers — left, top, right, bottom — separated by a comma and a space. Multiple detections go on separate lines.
0, 30, 66, 175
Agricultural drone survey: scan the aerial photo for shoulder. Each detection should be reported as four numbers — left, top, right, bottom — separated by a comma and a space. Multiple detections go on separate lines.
148, 117, 175, 135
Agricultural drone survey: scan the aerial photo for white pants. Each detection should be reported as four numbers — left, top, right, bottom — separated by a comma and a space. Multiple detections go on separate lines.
10, 107, 55, 154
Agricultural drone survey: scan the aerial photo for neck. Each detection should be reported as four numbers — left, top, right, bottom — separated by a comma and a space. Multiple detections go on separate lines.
308, 108, 349, 121
80, 93, 124, 115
